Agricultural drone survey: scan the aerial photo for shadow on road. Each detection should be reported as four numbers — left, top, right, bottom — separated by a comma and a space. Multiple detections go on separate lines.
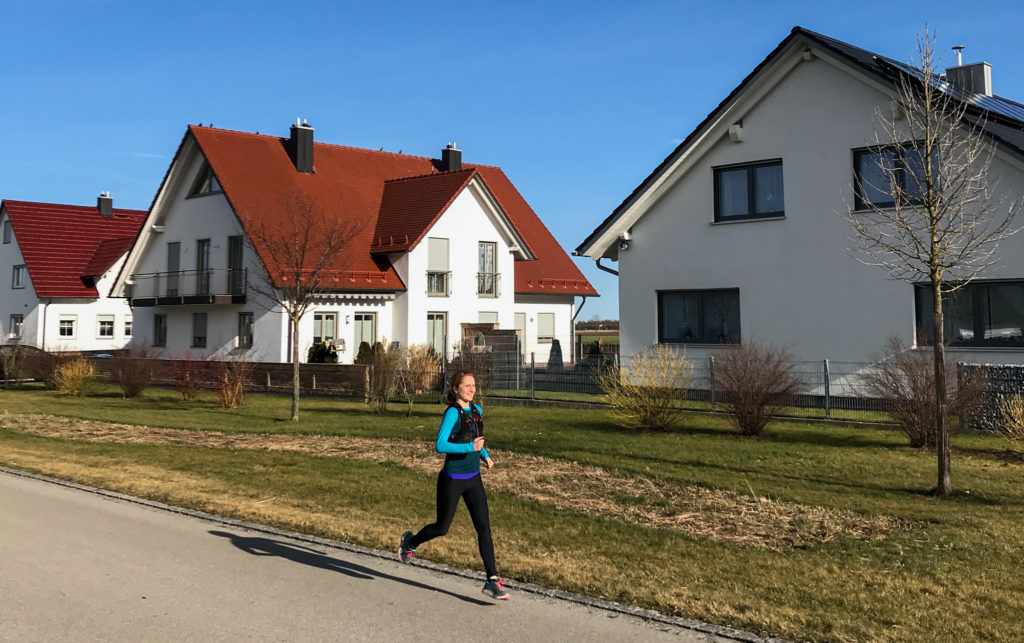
209, 530, 492, 606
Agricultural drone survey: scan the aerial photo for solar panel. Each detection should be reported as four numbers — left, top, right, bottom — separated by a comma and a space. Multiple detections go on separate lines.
886, 60, 1024, 124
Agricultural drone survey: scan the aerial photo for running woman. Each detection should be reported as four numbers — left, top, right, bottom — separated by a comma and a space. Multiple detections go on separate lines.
399, 370, 509, 601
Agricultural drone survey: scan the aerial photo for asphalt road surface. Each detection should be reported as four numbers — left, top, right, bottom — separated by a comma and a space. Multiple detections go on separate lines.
0, 470, 750, 642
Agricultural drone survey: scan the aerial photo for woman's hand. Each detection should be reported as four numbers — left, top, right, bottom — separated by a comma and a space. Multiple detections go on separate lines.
473, 436, 485, 452
483, 457, 494, 469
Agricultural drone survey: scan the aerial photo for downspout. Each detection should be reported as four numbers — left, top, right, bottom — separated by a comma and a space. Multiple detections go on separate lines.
571, 295, 588, 364
41, 298, 51, 352
595, 258, 619, 276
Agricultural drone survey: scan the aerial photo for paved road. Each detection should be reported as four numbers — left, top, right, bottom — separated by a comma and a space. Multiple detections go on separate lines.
0, 470, 743, 642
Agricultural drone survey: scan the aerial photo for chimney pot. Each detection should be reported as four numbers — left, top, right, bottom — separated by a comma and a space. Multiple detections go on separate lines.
289, 120, 315, 173
97, 192, 113, 217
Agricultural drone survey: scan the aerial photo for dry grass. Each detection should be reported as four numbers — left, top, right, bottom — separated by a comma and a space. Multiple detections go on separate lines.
1, 413, 909, 551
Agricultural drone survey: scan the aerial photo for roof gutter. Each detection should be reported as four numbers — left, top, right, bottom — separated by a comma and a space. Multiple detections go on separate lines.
595, 258, 618, 277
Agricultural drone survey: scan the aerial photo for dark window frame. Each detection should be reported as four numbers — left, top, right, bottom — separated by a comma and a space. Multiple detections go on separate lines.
237, 312, 254, 349
712, 159, 785, 222
187, 161, 223, 198
657, 288, 741, 345
192, 312, 207, 348
2, 219, 11, 244
9, 314, 23, 338
153, 314, 167, 347
12, 264, 26, 289
853, 144, 934, 210
915, 280, 1024, 348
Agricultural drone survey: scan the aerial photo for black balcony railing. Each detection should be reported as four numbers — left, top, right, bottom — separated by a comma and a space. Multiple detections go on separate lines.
128, 268, 247, 306
477, 272, 500, 297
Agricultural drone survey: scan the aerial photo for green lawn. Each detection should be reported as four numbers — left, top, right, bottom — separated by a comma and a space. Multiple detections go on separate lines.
1, 383, 1023, 641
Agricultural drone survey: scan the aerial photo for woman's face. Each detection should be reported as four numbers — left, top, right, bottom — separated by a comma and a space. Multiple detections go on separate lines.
455, 375, 476, 404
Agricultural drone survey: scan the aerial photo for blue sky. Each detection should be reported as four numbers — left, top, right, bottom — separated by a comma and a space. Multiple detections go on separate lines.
3, 0, 1023, 320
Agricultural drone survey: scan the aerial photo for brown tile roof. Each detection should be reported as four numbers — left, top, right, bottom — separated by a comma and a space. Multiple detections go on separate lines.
188, 126, 596, 296
2, 200, 146, 298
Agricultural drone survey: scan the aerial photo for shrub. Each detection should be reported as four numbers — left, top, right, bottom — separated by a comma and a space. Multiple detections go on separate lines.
26, 350, 75, 390
596, 345, 692, 431
170, 353, 209, 401
863, 337, 987, 449
215, 357, 253, 409
449, 340, 496, 403
53, 357, 97, 397
307, 341, 338, 364
711, 341, 804, 437
112, 350, 153, 398
407, 344, 440, 393
355, 341, 373, 365
1, 344, 28, 387
367, 339, 403, 414
999, 394, 1024, 450
547, 339, 564, 373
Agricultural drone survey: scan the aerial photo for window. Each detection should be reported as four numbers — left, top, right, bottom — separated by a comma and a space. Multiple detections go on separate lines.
154, 315, 167, 347
479, 311, 498, 325
9, 314, 23, 338
313, 312, 337, 344
228, 235, 245, 295
196, 239, 211, 295
427, 312, 447, 357
166, 242, 181, 296
478, 241, 498, 296
124, 317, 132, 337
353, 312, 376, 350
192, 312, 207, 348
916, 281, 1024, 347
537, 312, 555, 344
658, 289, 740, 344
59, 315, 77, 339
97, 315, 115, 338
427, 237, 450, 296
854, 146, 933, 210
12, 264, 26, 289
189, 162, 222, 197
237, 312, 254, 349
714, 160, 784, 221
514, 312, 526, 355
2, 219, 11, 244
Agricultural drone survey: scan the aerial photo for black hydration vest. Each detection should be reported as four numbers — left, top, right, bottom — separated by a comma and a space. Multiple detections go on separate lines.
443, 404, 484, 474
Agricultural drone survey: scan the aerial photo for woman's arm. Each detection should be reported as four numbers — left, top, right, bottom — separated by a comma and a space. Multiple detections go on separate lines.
435, 407, 479, 454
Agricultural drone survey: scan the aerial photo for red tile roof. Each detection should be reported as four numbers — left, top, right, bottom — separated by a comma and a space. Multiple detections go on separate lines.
188, 126, 596, 296
2, 200, 146, 298
82, 237, 135, 279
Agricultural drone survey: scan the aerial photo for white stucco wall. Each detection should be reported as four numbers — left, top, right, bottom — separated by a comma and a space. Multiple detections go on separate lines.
618, 49, 1024, 366
512, 294, 576, 364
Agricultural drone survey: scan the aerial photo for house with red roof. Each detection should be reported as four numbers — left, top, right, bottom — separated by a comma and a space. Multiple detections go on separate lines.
112, 122, 596, 364
0, 196, 146, 351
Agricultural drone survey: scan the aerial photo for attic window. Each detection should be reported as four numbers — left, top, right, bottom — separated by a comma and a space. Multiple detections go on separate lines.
189, 162, 222, 197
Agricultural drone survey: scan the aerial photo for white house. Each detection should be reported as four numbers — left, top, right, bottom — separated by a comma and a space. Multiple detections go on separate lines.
0, 197, 146, 352
112, 123, 596, 364
576, 27, 1024, 367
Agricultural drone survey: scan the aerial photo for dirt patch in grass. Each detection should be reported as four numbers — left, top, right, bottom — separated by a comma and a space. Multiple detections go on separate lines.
2, 413, 912, 550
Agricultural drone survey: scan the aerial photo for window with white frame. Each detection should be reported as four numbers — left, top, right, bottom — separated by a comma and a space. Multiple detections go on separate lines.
97, 315, 115, 338
59, 315, 77, 339
657, 289, 740, 344
192, 312, 207, 348
124, 316, 132, 337
2, 219, 11, 244
237, 312, 254, 349
9, 314, 23, 338
427, 312, 446, 357
477, 241, 498, 296
313, 312, 337, 344
12, 265, 26, 289
426, 237, 450, 296
714, 160, 784, 221
353, 313, 376, 351
537, 312, 555, 344
154, 315, 167, 347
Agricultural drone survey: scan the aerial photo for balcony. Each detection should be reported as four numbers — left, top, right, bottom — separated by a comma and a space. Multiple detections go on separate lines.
477, 272, 500, 297
128, 268, 247, 307
426, 271, 451, 297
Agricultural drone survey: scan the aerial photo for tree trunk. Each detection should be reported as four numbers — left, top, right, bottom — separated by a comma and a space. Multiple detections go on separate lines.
291, 315, 300, 422
931, 278, 951, 495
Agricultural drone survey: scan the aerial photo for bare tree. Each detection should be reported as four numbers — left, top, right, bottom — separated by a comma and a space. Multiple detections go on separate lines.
845, 32, 1021, 494
245, 191, 363, 421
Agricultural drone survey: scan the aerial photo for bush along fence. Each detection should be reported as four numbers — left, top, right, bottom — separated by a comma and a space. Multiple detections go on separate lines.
960, 363, 1024, 431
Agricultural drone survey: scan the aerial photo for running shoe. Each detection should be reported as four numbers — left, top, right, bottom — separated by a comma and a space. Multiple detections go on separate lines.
482, 577, 510, 601
399, 531, 416, 563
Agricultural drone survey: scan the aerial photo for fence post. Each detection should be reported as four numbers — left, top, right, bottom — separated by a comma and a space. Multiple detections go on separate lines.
709, 356, 716, 412
823, 359, 831, 420
530, 352, 536, 400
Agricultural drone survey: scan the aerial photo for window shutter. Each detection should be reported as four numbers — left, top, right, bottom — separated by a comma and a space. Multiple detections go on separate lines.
427, 238, 449, 272
537, 313, 555, 338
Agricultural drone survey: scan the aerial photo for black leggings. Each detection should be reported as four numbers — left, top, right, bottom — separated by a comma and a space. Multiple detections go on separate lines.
410, 472, 496, 578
